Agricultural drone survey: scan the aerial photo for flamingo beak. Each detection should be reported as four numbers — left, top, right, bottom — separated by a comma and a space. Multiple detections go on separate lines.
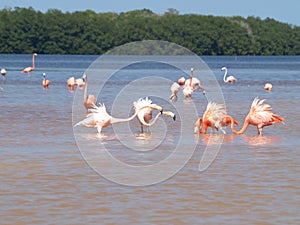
173, 114, 176, 121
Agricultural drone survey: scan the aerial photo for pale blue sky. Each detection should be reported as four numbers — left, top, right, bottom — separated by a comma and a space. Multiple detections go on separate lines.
0, 0, 299, 26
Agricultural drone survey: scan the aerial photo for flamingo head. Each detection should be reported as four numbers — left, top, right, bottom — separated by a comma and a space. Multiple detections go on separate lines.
33, 53, 38, 56
43, 72, 46, 78
221, 66, 227, 71
164, 111, 176, 121
190, 67, 194, 72
82, 74, 87, 82
178, 77, 185, 86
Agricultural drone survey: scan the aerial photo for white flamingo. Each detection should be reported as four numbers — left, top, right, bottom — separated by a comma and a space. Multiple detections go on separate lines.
74, 102, 163, 134
221, 66, 237, 83
133, 97, 165, 133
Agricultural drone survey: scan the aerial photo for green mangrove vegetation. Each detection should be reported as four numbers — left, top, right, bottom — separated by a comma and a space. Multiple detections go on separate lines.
0, 7, 299, 55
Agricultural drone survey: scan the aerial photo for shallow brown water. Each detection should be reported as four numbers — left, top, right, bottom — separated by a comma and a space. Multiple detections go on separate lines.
0, 55, 299, 224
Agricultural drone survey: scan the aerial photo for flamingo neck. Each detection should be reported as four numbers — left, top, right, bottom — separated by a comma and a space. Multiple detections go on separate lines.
230, 116, 249, 134
110, 108, 142, 124
32, 54, 35, 69
190, 70, 193, 87
139, 111, 162, 127
223, 68, 228, 82
83, 76, 88, 102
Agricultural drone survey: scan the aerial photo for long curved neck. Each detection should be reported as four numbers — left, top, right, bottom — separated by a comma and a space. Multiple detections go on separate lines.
223, 68, 227, 82
139, 112, 162, 127
111, 108, 143, 124
230, 116, 249, 134
32, 54, 35, 69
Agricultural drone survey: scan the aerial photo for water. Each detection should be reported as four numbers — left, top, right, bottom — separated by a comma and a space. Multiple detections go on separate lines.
0, 54, 299, 224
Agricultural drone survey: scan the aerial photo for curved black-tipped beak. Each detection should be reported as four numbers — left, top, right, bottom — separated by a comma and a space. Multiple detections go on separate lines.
173, 115, 176, 121
160, 109, 163, 114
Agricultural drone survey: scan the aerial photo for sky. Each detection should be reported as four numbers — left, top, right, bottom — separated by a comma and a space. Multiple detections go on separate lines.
0, 0, 299, 26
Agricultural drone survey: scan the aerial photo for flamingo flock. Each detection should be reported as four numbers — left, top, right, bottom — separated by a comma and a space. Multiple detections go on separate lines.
1, 54, 284, 136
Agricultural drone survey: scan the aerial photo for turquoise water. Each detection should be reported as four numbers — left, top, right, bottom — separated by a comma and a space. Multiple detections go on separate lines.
0, 54, 299, 224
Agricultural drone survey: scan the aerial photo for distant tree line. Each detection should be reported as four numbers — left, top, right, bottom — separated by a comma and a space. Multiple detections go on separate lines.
0, 7, 299, 55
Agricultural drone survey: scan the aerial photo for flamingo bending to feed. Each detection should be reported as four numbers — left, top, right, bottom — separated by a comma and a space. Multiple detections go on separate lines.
221, 67, 237, 83
264, 83, 272, 91
230, 97, 284, 135
67, 77, 76, 91
170, 68, 205, 102
82, 74, 97, 111
1, 68, 6, 77
22, 53, 37, 75
74, 103, 163, 134
42, 73, 50, 88
194, 102, 238, 134
133, 97, 170, 133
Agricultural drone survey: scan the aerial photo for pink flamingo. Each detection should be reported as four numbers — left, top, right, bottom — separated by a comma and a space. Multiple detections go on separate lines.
22, 53, 37, 75
170, 68, 205, 102
82, 74, 97, 111
42, 73, 50, 89
194, 102, 238, 134
264, 83, 273, 91
230, 97, 284, 135
1, 68, 6, 77
67, 77, 76, 91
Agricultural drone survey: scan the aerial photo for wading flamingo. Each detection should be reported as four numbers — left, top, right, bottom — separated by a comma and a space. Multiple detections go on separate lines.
133, 97, 165, 133
1, 68, 6, 77
170, 68, 205, 102
22, 53, 37, 75
42, 73, 50, 89
264, 83, 272, 91
221, 67, 237, 83
194, 102, 238, 134
82, 74, 97, 111
230, 97, 284, 135
74, 103, 163, 134
67, 77, 76, 91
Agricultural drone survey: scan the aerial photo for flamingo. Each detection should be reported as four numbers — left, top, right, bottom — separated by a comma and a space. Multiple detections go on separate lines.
82, 74, 97, 111
22, 53, 37, 75
67, 77, 76, 91
42, 73, 50, 88
170, 68, 205, 102
230, 97, 284, 135
221, 67, 237, 83
74, 103, 163, 134
264, 83, 272, 91
75, 77, 85, 89
1, 68, 6, 77
194, 102, 238, 134
133, 97, 166, 133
